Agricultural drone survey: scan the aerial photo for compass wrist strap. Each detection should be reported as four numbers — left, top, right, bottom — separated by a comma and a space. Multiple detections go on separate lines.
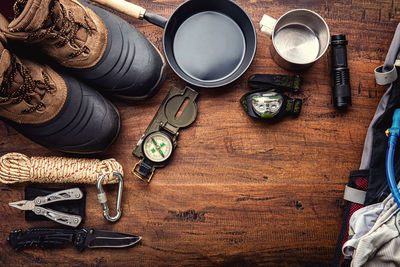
137, 161, 153, 178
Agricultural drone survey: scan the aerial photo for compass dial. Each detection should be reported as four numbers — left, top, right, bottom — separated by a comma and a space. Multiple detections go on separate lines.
251, 92, 283, 118
143, 132, 173, 163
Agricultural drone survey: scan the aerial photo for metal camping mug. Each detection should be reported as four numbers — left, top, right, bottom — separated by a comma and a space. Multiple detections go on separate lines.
260, 9, 330, 71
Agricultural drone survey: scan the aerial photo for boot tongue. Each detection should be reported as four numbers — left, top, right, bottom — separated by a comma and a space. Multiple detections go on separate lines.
8, 0, 53, 32
0, 34, 26, 98
0, 43, 46, 109
8, 0, 88, 46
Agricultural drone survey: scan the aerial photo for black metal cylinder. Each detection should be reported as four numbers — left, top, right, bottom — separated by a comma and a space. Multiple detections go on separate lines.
331, 34, 351, 109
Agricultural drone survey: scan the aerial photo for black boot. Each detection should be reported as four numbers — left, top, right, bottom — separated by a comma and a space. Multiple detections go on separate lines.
0, 33, 121, 153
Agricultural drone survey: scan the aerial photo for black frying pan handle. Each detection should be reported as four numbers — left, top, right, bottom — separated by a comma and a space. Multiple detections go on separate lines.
144, 13, 168, 28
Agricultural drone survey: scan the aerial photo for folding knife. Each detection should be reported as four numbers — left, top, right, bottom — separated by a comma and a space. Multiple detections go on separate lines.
8, 228, 141, 251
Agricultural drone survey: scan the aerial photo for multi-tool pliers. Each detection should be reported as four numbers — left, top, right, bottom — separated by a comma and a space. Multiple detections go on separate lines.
9, 188, 83, 227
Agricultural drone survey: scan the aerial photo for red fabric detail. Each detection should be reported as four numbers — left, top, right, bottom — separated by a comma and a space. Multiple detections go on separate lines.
355, 178, 368, 191
339, 177, 367, 265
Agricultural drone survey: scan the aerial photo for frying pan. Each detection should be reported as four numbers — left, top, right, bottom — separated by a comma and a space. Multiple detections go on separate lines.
93, 0, 257, 88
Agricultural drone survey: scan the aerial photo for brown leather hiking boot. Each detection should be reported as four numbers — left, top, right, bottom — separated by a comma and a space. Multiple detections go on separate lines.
0, 0, 166, 100
0, 32, 121, 153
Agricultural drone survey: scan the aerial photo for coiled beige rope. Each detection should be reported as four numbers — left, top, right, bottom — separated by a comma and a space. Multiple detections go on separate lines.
0, 153, 123, 184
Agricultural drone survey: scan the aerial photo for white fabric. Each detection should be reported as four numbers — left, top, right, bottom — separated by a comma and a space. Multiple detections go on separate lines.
342, 202, 384, 258
342, 193, 400, 266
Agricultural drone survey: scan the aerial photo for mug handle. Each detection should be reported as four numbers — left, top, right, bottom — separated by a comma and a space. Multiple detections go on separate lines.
260, 15, 277, 38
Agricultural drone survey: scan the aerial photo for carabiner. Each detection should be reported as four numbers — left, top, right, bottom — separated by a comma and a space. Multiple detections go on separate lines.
96, 171, 123, 223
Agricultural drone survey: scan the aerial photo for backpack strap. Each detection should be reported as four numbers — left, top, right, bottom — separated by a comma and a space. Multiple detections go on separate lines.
375, 64, 397, 85
343, 185, 367, 205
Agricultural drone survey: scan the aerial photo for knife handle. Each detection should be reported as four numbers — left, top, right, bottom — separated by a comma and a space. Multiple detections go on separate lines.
7, 228, 86, 251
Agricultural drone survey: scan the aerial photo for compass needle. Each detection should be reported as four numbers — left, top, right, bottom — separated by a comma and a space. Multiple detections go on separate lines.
151, 137, 158, 146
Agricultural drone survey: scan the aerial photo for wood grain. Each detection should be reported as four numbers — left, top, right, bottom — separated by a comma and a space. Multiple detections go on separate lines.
1, 0, 399, 265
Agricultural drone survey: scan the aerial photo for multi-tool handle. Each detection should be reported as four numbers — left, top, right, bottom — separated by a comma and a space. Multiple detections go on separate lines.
33, 188, 83, 206
7, 228, 87, 251
33, 207, 82, 227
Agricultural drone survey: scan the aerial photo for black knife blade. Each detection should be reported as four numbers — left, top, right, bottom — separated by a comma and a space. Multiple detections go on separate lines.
84, 229, 141, 249
7, 228, 141, 252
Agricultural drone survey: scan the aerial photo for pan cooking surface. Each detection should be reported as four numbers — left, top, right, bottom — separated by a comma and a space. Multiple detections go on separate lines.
172, 11, 246, 82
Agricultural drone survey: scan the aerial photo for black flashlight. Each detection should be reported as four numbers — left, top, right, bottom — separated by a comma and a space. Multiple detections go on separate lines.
331, 34, 351, 109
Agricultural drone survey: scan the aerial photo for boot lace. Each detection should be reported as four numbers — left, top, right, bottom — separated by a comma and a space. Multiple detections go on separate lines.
0, 56, 55, 114
13, 0, 28, 18
25, 0, 95, 59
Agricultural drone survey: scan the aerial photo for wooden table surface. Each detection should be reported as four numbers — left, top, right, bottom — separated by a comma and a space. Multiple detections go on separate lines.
1, 0, 399, 266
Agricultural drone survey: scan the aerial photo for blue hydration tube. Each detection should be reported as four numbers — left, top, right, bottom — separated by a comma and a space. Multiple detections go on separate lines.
386, 108, 400, 208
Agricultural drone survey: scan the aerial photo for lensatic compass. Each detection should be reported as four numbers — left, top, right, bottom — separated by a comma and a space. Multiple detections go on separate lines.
133, 86, 198, 183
